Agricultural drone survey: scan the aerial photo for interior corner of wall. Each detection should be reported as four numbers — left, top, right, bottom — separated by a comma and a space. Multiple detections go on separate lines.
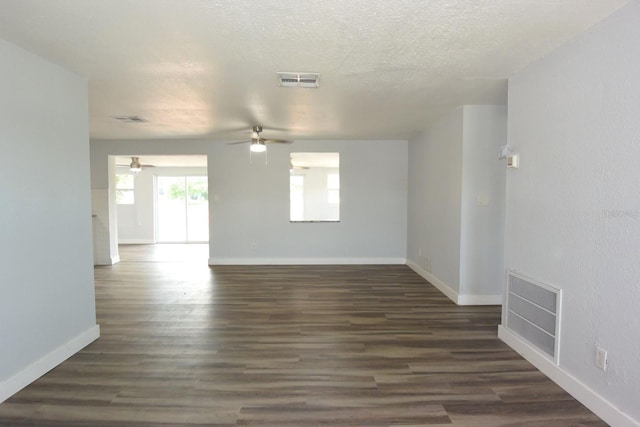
406, 261, 459, 304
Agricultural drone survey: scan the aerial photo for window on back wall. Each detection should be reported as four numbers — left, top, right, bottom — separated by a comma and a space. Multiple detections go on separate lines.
327, 173, 340, 205
289, 152, 339, 222
115, 173, 135, 205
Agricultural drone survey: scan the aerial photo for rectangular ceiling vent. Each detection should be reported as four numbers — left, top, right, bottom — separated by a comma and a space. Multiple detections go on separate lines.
277, 72, 319, 88
112, 115, 148, 123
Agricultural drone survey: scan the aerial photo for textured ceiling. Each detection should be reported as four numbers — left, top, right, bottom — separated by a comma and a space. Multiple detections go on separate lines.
0, 0, 630, 141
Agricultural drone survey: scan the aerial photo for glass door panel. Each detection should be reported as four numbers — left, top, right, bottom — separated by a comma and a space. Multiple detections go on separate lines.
156, 176, 209, 243
157, 176, 187, 242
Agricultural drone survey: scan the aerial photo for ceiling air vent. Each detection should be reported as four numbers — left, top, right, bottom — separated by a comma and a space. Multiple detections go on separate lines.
277, 72, 319, 88
112, 115, 148, 123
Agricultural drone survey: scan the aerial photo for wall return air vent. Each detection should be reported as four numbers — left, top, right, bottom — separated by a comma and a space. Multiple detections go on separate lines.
505, 271, 562, 364
277, 72, 320, 88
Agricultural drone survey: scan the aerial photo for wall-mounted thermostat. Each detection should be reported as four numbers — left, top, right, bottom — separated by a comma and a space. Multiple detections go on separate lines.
507, 154, 519, 168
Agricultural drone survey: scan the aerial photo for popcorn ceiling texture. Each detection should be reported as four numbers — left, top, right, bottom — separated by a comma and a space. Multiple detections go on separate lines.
506, 1, 640, 423
0, 0, 630, 140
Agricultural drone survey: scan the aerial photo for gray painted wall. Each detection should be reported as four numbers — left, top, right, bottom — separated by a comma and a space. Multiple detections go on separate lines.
91, 138, 408, 263
505, 1, 640, 422
0, 39, 97, 383
406, 106, 506, 301
407, 108, 464, 293
460, 105, 507, 297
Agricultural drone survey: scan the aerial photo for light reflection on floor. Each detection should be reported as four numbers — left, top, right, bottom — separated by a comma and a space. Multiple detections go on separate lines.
118, 243, 209, 263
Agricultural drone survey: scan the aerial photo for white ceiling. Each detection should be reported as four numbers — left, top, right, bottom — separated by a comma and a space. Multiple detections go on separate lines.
0, 0, 629, 141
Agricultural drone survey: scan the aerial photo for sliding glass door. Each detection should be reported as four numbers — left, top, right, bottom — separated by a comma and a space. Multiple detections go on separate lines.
156, 176, 208, 242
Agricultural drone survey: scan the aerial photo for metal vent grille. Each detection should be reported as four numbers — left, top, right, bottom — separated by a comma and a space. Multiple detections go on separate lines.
506, 271, 562, 364
277, 72, 320, 88
112, 116, 148, 123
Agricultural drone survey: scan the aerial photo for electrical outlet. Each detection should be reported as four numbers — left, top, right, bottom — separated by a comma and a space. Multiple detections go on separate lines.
596, 346, 608, 371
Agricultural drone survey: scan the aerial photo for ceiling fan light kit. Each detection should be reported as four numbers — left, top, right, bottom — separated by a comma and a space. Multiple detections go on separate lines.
250, 140, 266, 153
228, 125, 292, 157
129, 156, 142, 172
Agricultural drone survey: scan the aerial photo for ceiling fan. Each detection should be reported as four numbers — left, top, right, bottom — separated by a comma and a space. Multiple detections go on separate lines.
117, 156, 155, 172
289, 159, 310, 171
228, 126, 291, 152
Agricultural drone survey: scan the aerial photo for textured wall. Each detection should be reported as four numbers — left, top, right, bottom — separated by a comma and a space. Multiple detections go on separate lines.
506, 1, 640, 422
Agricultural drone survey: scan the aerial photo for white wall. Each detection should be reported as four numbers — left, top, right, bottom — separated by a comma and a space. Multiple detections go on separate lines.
460, 106, 507, 298
92, 157, 119, 265
91, 138, 408, 264
407, 106, 506, 304
0, 38, 99, 401
210, 139, 407, 263
407, 108, 464, 294
501, 2, 640, 425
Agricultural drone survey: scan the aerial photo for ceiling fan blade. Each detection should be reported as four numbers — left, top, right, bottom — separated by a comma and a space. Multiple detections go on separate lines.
227, 140, 251, 145
263, 139, 292, 144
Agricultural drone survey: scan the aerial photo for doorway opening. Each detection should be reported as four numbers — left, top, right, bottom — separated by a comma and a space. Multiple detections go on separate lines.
156, 175, 209, 243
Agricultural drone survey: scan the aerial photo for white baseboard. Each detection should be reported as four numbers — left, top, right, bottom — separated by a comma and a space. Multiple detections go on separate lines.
498, 326, 639, 427
0, 324, 100, 403
457, 294, 502, 305
209, 257, 407, 266
407, 261, 501, 306
118, 239, 155, 245
93, 255, 120, 266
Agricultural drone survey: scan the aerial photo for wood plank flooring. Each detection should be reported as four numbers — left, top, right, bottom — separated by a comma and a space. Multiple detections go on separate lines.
0, 245, 606, 426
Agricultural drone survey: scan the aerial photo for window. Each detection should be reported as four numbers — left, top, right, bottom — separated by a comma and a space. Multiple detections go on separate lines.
327, 173, 340, 204
115, 174, 135, 205
289, 152, 339, 222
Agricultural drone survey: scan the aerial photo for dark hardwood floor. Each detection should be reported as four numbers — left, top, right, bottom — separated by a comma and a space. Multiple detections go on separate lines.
0, 245, 606, 426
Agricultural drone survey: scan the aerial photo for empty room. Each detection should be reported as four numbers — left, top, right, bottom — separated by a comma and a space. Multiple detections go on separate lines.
1, 1, 638, 426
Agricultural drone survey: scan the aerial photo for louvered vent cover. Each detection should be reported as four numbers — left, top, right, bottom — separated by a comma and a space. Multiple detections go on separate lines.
112, 115, 148, 123
506, 271, 562, 364
277, 72, 320, 88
